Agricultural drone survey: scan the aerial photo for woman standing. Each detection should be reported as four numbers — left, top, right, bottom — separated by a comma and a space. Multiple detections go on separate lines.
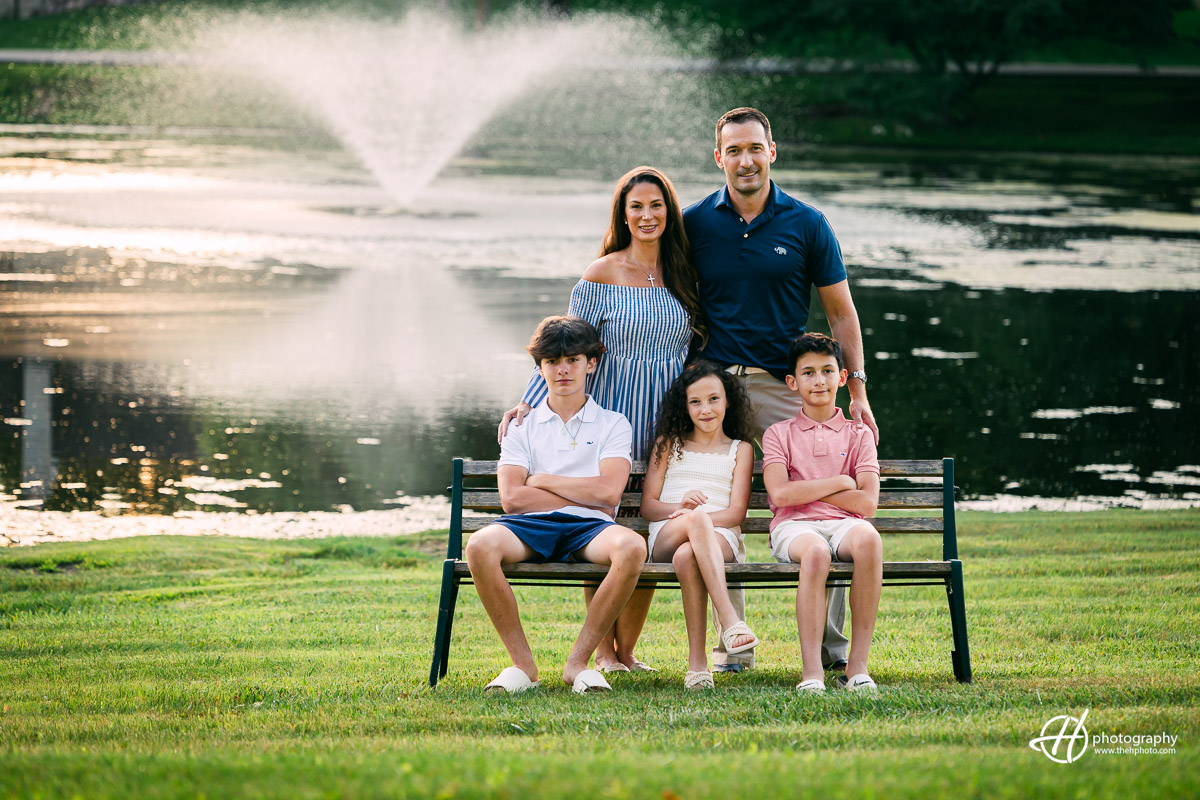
498, 166, 701, 671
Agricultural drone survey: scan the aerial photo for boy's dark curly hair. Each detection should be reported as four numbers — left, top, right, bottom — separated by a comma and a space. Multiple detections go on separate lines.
651, 360, 756, 464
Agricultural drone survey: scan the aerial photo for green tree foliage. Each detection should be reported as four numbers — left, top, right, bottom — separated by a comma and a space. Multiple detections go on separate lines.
679, 0, 1192, 118
820, 0, 1066, 86
1076, 0, 1192, 50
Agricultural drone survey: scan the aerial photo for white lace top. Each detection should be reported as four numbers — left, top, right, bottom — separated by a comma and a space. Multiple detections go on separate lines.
657, 439, 741, 510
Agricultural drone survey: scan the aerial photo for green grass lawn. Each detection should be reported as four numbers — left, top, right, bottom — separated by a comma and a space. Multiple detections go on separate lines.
2, 510, 1198, 798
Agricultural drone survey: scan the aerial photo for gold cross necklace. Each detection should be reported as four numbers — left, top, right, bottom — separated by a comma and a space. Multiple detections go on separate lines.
559, 416, 584, 450
629, 257, 658, 287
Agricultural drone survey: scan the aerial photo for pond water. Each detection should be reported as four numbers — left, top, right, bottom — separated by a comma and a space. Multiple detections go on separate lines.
2, 129, 1198, 523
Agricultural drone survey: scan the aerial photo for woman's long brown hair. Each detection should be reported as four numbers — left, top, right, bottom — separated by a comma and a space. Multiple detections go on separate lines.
600, 166, 705, 346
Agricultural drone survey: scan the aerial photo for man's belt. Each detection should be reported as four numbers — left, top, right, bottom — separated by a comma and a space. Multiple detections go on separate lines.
724, 364, 770, 376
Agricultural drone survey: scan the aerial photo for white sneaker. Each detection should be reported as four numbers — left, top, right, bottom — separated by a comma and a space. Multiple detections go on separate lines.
837, 673, 878, 692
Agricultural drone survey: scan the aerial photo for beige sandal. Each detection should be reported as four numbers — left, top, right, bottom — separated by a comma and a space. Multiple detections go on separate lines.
720, 620, 760, 655
684, 669, 715, 690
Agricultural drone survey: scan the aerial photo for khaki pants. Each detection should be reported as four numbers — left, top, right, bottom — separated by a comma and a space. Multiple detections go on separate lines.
711, 367, 850, 668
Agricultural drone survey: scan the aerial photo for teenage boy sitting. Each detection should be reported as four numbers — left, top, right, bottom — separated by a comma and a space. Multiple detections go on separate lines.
465, 315, 647, 695
762, 333, 883, 692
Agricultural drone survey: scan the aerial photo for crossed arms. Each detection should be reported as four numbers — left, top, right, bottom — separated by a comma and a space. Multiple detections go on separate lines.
498, 459, 632, 516
763, 464, 880, 518
501, 457, 876, 520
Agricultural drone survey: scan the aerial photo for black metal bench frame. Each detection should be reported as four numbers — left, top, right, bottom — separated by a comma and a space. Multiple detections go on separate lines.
429, 457, 972, 687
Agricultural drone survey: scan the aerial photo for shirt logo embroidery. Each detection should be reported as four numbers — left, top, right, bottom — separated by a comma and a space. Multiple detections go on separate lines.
774, 246, 788, 256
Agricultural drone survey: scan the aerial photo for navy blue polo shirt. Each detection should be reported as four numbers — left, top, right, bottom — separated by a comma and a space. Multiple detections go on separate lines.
683, 181, 847, 379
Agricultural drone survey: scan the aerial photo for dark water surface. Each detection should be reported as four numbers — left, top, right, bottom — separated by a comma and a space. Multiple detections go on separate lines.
4, 276, 1197, 513
2, 135, 1198, 513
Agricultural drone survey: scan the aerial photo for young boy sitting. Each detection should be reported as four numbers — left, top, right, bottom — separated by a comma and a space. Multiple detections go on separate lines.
762, 332, 883, 692
465, 315, 647, 695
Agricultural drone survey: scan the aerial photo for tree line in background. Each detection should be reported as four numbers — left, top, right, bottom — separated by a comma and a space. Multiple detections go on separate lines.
1, 0, 1197, 131
702, 0, 1192, 63
576, 0, 1200, 121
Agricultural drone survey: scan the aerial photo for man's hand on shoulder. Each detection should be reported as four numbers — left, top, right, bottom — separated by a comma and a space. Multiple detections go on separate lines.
848, 392, 879, 445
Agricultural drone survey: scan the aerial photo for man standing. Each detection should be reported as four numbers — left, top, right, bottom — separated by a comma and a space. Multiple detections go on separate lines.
684, 107, 879, 672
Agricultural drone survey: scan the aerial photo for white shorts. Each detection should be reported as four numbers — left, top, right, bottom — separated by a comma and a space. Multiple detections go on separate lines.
770, 518, 874, 563
647, 504, 746, 564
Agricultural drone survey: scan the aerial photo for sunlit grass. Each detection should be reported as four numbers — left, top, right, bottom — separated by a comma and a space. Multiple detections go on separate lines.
1, 509, 1197, 798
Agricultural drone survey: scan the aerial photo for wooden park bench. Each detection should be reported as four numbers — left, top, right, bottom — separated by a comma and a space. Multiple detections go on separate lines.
429, 457, 972, 687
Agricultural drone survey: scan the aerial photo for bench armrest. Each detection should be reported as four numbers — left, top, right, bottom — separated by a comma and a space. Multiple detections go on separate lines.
942, 457, 958, 561
448, 458, 464, 560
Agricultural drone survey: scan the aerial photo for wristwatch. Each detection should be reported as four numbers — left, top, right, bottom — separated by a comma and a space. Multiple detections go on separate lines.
849, 370, 868, 385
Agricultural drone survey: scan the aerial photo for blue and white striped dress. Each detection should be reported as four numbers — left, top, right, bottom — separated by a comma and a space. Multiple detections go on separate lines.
521, 279, 692, 461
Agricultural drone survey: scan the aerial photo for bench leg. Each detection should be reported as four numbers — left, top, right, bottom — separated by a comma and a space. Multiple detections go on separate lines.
946, 559, 973, 683
429, 559, 460, 688
438, 573, 461, 679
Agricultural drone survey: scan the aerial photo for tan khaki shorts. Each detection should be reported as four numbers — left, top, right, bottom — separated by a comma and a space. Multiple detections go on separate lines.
770, 517, 874, 563
724, 366, 802, 443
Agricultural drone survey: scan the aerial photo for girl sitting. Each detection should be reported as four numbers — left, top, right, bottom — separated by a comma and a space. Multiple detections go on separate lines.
641, 361, 759, 689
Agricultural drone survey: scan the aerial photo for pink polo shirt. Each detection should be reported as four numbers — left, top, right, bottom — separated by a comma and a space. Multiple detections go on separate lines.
761, 408, 880, 530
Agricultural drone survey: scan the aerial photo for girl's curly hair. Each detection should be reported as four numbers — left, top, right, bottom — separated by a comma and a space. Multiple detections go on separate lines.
651, 361, 756, 464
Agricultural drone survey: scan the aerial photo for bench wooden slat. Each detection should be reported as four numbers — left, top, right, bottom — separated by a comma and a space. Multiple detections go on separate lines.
460, 514, 943, 534
460, 489, 945, 512
451, 560, 951, 582
876, 460, 946, 476
462, 458, 944, 478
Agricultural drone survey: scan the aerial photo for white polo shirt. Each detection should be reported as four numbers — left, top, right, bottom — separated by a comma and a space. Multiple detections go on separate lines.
498, 396, 633, 522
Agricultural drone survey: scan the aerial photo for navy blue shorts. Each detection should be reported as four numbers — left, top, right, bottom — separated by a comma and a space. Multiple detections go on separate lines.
494, 512, 616, 563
